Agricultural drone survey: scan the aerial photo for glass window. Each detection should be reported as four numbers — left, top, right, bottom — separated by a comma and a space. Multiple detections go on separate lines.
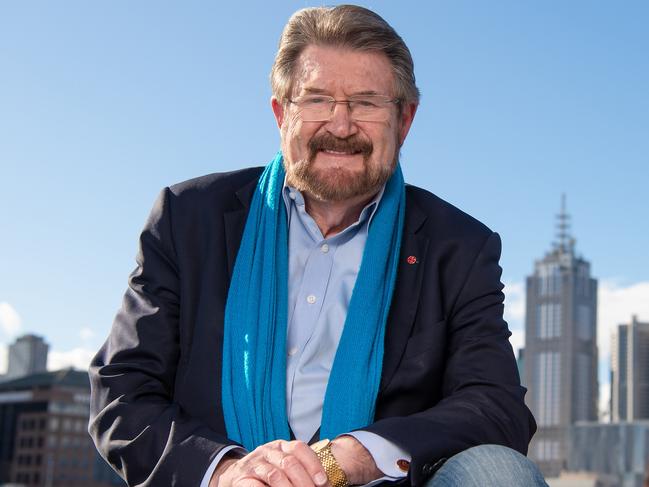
577, 305, 592, 340
535, 352, 561, 426
538, 263, 562, 296
575, 353, 593, 421
536, 303, 561, 339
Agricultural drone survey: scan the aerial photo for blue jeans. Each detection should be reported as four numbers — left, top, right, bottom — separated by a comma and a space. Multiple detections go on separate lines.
425, 445, 547, 486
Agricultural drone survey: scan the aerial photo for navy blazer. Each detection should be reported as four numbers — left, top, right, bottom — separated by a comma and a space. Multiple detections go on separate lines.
89, 167, 536, 486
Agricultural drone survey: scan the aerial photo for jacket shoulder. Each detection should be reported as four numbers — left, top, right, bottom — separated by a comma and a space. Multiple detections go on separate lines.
168, 167, 263, 206
405, 184, 494, 243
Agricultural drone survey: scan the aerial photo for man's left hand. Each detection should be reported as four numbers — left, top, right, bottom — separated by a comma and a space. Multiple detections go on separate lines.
331, 435, 383, 485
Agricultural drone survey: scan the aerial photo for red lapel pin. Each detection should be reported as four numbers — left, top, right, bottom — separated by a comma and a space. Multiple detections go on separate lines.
406, 255, 417, 265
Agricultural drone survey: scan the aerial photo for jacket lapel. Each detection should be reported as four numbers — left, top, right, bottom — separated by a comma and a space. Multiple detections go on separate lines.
224, 177, 258, 279
379, 191, 429, 392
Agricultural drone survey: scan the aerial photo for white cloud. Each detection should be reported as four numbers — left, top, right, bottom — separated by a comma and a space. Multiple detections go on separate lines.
598, 280, 649, 364
595, 280, 649, 423
504, 281, 525, 328
509, 329, 525, 356
599, 382, 611, 422
47, 347, 95, 371
0, 302, 22, 337
504, 282, 526, 356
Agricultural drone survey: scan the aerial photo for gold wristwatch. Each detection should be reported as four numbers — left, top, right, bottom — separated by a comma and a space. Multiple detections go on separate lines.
310, 439, 350, 487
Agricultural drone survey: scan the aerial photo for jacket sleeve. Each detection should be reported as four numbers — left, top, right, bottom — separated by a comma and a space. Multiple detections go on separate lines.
88, 188, 236, 487
363, 232, 536, 486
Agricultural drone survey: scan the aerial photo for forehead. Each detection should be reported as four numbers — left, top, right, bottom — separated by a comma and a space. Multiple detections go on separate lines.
292, 45, 395, 96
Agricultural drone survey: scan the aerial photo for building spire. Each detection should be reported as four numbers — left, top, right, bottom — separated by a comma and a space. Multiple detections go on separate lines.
554, 193, 575, 254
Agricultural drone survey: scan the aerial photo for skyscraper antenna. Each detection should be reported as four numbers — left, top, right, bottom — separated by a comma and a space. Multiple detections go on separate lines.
554, 193, 574, 253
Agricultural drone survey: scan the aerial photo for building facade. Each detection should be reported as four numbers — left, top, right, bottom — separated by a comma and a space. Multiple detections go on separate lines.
6, 334, 49, 380
611, 316, 649, 422
0, 369, 123, 486
567, 421, 649, 487
524, 198, 599, 477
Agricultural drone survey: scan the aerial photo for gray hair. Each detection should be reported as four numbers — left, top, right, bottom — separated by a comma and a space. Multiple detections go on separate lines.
271, 5, 420, 104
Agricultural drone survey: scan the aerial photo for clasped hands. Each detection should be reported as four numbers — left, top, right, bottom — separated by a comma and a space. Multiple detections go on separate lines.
210, 435, 382, 487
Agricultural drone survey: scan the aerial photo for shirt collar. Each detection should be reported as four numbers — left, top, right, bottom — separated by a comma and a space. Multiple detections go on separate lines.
282, 178, 386, 231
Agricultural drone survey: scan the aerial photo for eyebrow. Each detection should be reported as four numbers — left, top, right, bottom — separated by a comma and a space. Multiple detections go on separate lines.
352, 90, 381, 96
301, 87, 382, 96
302, 87, 328, 94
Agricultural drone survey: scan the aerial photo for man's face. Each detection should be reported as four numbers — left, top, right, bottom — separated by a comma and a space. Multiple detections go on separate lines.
271, 45, 417, 202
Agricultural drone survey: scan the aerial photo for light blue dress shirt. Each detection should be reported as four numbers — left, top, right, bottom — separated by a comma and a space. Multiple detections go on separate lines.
284, 184, 382, 441
200, 182, 410, 486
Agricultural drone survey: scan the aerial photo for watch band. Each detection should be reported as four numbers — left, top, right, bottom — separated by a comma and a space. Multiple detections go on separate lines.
311, 439, 350, 487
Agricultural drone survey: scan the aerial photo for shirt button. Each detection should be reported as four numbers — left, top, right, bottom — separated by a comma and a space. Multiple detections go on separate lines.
287, 347, 298, 357
306, 295, 317, 304
321, 243, 329, 253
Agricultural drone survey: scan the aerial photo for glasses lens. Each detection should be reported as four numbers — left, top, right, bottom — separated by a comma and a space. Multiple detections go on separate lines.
296, 96, 333, 122
350, 96, 392, 122
293, 95, 394, 122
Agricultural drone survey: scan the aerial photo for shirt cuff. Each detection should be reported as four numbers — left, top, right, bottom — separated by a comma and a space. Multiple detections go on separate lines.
199, 445, 247, 487
344, 430, 411, 482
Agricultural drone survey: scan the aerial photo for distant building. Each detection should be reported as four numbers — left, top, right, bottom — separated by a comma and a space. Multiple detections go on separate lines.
524, 196, 598, 477
0, 369, 123, 486
611, 316, 649, 421
517, 348, 525, 382
6, 334, 49, 380
567, 421, 649, 487
546, 471, 618, 487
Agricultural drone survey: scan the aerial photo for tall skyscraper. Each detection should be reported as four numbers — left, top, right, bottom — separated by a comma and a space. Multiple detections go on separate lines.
524, 197, 598, 477
6, 334, 49, 380
611, 315, 649, 422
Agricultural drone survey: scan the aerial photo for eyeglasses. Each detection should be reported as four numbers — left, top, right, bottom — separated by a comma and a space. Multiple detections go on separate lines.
288, 94, 400, 122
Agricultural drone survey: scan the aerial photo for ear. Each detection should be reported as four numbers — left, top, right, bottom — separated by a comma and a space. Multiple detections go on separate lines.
398, 102, 418, 146
271, 97, 285, 129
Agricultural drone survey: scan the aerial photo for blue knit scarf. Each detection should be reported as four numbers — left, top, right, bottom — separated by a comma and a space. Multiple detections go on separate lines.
222, 152, 405, 450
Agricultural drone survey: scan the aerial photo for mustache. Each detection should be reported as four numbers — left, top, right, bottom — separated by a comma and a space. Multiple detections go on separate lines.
307, 133, 373, 159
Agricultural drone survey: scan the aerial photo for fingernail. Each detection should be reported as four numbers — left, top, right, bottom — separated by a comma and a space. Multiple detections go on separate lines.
315, 472, 328, 485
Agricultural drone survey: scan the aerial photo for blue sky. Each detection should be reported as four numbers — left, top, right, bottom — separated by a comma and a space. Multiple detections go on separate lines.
1, 1, 647, 414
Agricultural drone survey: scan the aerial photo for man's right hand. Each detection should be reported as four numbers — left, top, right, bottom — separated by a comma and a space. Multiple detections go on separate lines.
209, 440, 329, 487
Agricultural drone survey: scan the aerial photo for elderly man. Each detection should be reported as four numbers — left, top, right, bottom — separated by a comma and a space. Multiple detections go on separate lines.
89, 5, 545, 487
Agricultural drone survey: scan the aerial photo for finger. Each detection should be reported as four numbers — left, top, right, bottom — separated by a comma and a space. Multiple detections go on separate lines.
280, 441, 328, 487
235, 479, 267, 487
251, 461, 293, 487
264, 449, 316, 487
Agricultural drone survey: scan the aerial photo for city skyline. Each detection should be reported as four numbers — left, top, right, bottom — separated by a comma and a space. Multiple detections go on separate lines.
1, 1, 648, 421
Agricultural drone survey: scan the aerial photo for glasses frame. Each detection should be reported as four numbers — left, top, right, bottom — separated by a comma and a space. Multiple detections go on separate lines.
288, 94, 401, 122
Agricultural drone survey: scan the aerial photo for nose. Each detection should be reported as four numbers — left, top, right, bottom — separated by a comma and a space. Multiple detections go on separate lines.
325, 101, 358, 138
